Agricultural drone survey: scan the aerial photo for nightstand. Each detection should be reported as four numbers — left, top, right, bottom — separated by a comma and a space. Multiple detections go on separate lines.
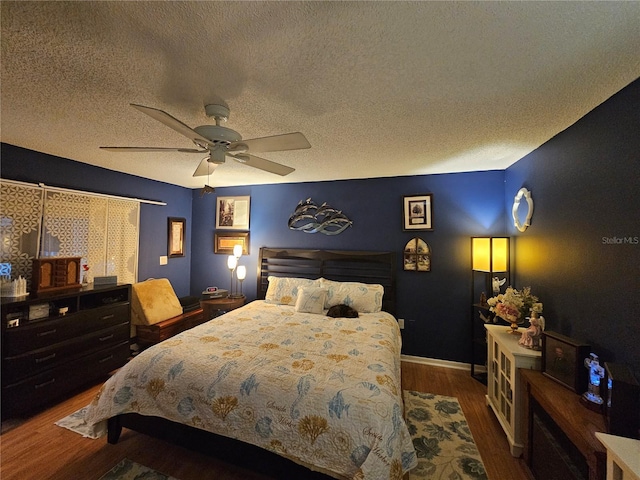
200, 296, 246, 320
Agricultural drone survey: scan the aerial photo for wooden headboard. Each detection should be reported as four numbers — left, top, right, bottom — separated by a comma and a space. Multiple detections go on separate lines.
257, 248, 397, 315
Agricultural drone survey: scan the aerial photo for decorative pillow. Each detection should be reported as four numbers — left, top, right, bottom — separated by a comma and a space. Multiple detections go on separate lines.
265, 276, 322, 305
320, 279, 384, 313
294, 287, 328, 314
131, 278, 183, 326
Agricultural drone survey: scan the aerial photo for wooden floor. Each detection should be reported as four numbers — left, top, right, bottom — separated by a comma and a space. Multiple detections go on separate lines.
0, 361, 531, 480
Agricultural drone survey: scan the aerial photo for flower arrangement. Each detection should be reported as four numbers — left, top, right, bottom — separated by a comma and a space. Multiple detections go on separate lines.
486, 286, 542, 332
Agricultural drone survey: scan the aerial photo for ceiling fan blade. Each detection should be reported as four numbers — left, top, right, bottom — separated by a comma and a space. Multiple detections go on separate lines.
237, 132, 311, 153
193, 157, 219, 177
100, 146, 205, 153
232, 153, 295, 176
131, 104, 214, 147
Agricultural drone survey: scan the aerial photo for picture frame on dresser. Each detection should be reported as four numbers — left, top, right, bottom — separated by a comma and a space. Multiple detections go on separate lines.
541, 330, 590, 393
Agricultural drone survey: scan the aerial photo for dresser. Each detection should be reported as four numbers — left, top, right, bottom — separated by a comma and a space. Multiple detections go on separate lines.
1, 284, 131, 417
485, 323, 542, 456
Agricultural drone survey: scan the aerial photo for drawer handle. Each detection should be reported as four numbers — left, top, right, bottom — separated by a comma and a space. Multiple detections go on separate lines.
35, 353, 56, 364
37, 329, 57, 337
99, 334, 114, 342
98, 354, 114, 363
100, 314, 115, 321
35, 378, 55, 389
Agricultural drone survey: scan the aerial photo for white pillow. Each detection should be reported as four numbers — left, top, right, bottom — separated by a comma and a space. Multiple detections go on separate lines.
320, 279, 384, 313
264, 276, 321, 305
294, 287, 328, 314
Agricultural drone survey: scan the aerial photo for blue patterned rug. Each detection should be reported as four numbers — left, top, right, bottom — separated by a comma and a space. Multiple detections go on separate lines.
404, 391, 487, 479
57, 392, 486, 479
99, 458, 178, 480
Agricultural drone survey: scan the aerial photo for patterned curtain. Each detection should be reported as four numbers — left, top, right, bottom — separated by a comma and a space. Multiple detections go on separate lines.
0, 182, 44, 282
106, 199, 139, 284
1, 180, 139, 285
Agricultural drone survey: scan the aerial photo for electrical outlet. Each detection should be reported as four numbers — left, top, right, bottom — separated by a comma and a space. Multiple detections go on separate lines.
159, 256, 168, 265
398, 318, 405, 329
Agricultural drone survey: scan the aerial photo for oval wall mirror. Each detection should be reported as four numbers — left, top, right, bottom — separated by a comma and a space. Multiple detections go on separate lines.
512, 188, 534, 232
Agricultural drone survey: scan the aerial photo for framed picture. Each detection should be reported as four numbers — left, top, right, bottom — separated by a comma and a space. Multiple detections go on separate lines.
214, 232, 250, 255
541, 331, 590, 392
216, 196, 250, 230
403, 194, 433, 231
168, 217, 186, 257
403, 237, 431, 271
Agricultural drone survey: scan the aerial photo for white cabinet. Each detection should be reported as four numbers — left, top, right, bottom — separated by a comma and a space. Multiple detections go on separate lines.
485, 323, 541, 457
596, 433, 640, 480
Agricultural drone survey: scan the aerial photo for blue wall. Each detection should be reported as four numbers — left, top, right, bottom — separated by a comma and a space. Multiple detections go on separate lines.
2, 77, 638, 373
505, 78, 640, 376
0, 145, 194, 297
191, 172, 506, 362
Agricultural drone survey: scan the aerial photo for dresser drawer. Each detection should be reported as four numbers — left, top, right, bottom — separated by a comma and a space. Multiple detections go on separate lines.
3, 322, 129, 382
3, 303, 129, 356
2, 341, 130, 416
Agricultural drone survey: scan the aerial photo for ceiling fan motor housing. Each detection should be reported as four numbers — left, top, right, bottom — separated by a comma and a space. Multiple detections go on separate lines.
193, 125, 242, 145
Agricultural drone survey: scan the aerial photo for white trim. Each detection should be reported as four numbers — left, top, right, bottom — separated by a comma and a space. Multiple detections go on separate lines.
0, 178, 166, 206
401, 354, 487, 373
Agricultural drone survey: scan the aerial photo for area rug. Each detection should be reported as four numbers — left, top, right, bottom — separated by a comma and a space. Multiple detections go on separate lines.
404, 390, 487, 480
99, 458, 178, 480
57, 392, 487, 479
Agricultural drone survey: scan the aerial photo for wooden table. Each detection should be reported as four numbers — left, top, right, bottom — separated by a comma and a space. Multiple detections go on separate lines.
200, 296, 246, 320
521, 369, 606, 480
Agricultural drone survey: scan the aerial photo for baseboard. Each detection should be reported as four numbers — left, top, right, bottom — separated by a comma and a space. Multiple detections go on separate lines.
401, 354, 487, 373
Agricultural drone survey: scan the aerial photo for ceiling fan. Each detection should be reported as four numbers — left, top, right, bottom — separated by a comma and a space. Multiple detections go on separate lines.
100, 103, 311, 177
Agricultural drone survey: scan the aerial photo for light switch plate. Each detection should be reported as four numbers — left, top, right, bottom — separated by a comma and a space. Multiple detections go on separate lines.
159, 256, 168, 265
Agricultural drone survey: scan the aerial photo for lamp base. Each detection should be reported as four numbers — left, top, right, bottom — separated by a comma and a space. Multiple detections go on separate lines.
228, 294, 245, 300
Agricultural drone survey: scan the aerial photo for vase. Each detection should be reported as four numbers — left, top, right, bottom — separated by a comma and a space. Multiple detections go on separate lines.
508, 321, 519, 334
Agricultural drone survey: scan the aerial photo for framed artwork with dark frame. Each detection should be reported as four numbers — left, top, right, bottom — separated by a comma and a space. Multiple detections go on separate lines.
214, 231, 250, 255
168, 217, 186, 258
216, 196, 250, 230
541, 331, 590, 392
403, 194, 433, 231
403, 237, 431, 271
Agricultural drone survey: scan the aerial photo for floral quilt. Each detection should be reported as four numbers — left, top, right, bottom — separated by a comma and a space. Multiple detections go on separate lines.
85, 301, 417, 480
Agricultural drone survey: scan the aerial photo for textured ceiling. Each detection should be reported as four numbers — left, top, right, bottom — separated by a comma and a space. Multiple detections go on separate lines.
2, 1, 639, 189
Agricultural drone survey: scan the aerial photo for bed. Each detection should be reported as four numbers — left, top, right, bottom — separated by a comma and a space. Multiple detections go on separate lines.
84, 248, 416, 480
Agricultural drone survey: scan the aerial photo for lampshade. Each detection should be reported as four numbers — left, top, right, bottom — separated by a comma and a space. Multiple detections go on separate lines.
233, 244, 243, 258
472, 237, 509, 272
236, 265, 246, 280
227, 255, 237, 270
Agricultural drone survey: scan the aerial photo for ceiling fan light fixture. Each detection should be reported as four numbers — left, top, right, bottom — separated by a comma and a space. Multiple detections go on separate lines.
210, 146, 226, 163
